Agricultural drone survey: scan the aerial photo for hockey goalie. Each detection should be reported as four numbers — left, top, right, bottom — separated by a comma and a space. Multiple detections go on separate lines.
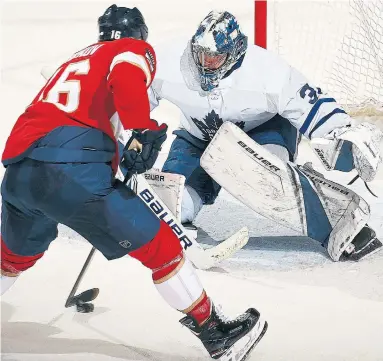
147, 10, 383, 262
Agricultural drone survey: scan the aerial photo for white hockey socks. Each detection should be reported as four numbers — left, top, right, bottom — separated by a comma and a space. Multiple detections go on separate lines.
154, 256, 205, 312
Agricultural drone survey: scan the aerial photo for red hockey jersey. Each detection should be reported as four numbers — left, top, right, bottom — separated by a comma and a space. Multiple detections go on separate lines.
2, 38, 158, 163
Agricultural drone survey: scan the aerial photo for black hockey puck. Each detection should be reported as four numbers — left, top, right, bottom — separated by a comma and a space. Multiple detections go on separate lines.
76, 301, 94, 313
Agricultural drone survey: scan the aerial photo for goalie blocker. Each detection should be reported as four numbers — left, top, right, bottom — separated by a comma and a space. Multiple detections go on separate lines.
200, 122, 380, 262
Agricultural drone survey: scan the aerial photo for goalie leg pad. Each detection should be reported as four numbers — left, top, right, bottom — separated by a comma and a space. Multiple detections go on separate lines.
143, 169, 203, 224
201, 122, 370, 261
201, 122, 313, 237
143, 169, 186, 221
298, 163, 370, 260
291, 165, 333, 242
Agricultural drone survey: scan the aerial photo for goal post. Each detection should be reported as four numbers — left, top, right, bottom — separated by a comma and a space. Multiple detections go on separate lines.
254, 0, 383, 120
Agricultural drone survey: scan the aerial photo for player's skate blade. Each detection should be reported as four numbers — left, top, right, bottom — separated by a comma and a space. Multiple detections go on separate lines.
220, 318, 267, 361
180, 306, 267, 361
341, 226, 382, 261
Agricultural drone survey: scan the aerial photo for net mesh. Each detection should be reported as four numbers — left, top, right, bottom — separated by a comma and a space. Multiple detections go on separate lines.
268, 0, 383, 119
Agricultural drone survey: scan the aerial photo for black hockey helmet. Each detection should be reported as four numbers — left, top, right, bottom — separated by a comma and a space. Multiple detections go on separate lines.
98, 4, 148, 42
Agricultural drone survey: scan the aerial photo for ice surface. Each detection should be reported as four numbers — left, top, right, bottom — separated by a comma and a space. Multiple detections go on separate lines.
1, 1, 383, 361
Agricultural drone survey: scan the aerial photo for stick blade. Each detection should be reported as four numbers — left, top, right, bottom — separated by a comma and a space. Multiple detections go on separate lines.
205, 227, 249, 261
65, 288, 99, 308
192, 227, 249, 270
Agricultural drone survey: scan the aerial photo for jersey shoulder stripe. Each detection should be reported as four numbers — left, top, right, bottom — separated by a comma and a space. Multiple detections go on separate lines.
110, 51, 152, 86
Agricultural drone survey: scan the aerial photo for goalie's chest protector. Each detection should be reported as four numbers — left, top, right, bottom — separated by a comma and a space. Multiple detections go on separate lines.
164, 79, 276, 142
155, 42, 291, 142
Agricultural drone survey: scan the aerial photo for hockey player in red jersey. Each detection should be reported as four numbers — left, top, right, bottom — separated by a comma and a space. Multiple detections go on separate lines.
0, 5, 267, 360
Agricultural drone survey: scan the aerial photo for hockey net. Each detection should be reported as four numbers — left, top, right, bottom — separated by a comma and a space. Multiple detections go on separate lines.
256, 0, 383, 122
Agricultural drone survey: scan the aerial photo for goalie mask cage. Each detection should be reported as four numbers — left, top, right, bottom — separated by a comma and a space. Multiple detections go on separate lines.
254, 0, 383, 120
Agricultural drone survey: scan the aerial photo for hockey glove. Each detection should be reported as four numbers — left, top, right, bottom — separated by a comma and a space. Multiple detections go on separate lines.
121, 124, 168, 174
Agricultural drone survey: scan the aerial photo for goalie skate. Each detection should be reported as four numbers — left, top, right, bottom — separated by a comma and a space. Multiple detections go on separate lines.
180, 305, 267, 361
341, 225, 382, 261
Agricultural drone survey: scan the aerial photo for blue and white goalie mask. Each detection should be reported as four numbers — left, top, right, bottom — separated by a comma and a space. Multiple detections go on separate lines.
191, 11, 248, 91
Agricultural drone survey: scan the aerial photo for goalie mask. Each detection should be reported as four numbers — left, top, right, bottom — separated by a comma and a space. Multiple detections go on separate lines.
191, 11, 248, 91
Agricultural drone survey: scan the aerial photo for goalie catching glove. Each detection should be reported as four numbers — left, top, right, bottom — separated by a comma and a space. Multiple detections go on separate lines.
121, 123, 168, 174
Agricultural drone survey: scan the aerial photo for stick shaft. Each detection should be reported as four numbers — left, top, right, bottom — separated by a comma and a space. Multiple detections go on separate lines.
65, 247, 97, 307
64, 171, 135, 308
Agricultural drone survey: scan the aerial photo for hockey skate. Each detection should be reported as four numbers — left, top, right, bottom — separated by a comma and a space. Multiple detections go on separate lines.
180, 304, 267, 361
341, 225, 382, 261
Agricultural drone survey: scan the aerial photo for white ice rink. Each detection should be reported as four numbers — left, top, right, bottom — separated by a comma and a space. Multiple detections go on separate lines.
1, 1, 383, 361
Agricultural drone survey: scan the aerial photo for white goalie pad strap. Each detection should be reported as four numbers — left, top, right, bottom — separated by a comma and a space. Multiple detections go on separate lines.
154, 257, 204, 311
144, 169, 186, 221
200, 122, 307, 235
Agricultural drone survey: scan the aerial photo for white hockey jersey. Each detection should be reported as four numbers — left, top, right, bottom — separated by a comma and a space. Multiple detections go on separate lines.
149, 40, 351, 142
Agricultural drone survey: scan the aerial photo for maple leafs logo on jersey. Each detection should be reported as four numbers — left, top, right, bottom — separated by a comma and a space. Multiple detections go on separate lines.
191, 110, 245, 141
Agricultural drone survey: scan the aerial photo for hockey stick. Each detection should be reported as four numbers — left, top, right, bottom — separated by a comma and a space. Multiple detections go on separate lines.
64, 247, 98, 312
